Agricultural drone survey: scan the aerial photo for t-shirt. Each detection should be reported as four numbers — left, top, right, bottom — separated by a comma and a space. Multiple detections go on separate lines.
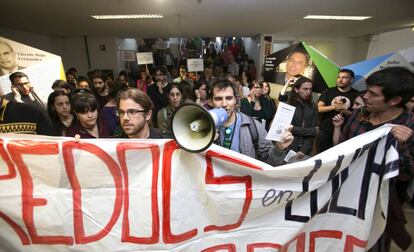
318, 87, 360, 134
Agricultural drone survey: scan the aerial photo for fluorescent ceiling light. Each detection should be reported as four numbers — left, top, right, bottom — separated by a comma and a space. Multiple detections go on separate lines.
303, 15, 372, 21
92, 14, 164, 20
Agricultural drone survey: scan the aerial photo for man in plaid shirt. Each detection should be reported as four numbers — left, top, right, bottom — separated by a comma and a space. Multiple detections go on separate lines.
332, 67, 414, 251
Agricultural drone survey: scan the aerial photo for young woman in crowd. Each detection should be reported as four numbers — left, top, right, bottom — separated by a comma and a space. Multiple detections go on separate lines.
47, 90, 75, 136
240, 70, 251, 97
77, 77, 91, 90
157, 83, 183, 138
66, 90, 110, 138
262, 81, 277, 118
240, 81, 274, 130
136, 68, 152, 92
194, 79, 210, 106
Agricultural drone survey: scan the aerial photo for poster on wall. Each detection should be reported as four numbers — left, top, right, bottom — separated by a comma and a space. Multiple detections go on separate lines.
0, 36, 66, 102
263, 42, 339, 94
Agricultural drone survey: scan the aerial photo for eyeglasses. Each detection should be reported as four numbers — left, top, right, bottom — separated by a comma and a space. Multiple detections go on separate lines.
116, 109, 147, 117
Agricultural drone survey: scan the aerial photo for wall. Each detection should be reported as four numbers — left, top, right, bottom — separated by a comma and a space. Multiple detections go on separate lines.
367, 27, 414, 58
242, 36, 261, 74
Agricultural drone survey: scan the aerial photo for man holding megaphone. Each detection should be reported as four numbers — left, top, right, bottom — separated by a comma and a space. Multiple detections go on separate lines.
209, 80, 293, 166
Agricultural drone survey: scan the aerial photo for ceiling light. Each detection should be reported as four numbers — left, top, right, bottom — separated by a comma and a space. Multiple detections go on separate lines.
303, 15, 372, 21
91, 14, 164, 20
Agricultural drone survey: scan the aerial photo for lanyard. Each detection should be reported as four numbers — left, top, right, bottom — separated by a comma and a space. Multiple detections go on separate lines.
222, 113, 237, 149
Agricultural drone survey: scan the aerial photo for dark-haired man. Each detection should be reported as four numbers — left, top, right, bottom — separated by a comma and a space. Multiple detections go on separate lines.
0, 87, 52, 135
4, 72, 47, 112
333, 67, 414, 251
147, 67, 171, 127
317, 68, 360, 153
209, 80, 293, 166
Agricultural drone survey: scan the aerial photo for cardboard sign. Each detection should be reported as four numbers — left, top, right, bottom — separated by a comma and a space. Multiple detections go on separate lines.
120, 50, 136, 62
136, 52, 154, 65
0, 125, 397, 251
187, 58, 204, 72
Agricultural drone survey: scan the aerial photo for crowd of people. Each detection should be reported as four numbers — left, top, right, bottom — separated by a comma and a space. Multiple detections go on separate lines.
0, 40, 413, 252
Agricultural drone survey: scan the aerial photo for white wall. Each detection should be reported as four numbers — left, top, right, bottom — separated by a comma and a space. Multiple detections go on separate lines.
242, 36, 260, 75
367, 27, 414, 58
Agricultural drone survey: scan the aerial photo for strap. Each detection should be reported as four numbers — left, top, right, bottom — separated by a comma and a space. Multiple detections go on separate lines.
247, 115, 259, 154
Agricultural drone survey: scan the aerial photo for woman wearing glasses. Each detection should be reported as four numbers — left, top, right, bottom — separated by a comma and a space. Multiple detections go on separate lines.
66, 90, 110, 138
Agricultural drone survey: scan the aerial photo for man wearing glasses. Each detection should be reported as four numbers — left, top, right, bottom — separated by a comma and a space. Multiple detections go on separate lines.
4, 72, 46, 112
115, 88, 163, 139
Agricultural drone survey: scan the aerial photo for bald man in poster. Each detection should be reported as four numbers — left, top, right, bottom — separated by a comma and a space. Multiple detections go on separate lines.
274, 50, 310, 84
0, 41, 24, 76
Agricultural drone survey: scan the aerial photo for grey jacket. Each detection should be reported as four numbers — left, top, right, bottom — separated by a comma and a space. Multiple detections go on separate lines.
237, 112, 287, 166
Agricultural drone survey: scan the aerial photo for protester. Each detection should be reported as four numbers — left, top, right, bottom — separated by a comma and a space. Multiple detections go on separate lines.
115, 88, 163, 139
332, 67, 414, 251
157, 83, 183, 138
47, 90, 75, 136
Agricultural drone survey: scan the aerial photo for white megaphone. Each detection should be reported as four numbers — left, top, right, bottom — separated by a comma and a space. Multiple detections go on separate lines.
171, 103, 228, 152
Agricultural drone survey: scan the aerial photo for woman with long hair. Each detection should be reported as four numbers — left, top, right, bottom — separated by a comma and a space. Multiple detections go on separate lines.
47, 90, 75, 136
278, 76, 318, 159
157, 83, 183, 138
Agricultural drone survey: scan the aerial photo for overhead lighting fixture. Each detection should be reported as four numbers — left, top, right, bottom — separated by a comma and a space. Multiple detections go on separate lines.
303, 15, 372, 21
91, 14, 164, 20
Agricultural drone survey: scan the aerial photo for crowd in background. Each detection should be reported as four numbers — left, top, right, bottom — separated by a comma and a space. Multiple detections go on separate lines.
1, 37, 414, 252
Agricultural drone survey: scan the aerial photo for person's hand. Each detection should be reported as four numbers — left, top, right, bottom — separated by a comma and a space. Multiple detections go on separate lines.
11, 86, 22, 102
332, 114, 344, 128
390, 124, 413, 145
74, 134, 81, 142
195, 89, 201, 99
295, 151, 305, 160
276, 125, 294, 150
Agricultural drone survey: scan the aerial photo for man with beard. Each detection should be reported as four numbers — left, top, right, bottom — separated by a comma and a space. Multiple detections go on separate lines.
317, 68, 359, 153
147, 67, 170, 127
4, 72, 47, 112
90, 70, 110, 109
115, 88, 163, 139
209, 80, 293, 166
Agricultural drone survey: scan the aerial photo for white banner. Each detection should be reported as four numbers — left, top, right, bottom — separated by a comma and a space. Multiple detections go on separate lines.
0, 125, 399, 251
136, 52, 154, 65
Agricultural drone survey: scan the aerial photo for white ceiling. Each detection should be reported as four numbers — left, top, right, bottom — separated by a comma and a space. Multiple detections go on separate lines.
1, 0, 413, 38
